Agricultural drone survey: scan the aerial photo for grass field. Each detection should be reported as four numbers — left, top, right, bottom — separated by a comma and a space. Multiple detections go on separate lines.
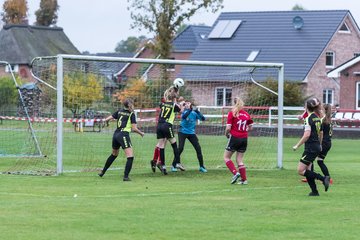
0, 137, 359, 239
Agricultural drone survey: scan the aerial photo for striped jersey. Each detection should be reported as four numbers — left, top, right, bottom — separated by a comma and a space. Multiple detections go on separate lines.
158, 102, 181, 125
112, 109, 136, 132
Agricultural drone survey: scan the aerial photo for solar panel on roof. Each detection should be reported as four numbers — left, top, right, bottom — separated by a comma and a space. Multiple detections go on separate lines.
208, 20, 242, 39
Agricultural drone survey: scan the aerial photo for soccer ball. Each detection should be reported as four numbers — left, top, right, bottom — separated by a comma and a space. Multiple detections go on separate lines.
173, 78, 185, 88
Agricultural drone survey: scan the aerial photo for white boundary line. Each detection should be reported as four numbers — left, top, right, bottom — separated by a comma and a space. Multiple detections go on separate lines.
0, 185, 304, 199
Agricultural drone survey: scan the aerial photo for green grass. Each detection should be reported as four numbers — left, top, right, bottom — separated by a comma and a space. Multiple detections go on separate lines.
0, 138, 359, 239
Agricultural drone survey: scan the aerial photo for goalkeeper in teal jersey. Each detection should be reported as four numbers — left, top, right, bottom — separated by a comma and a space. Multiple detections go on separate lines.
175, 101, 207, 173
98, 98, 144, 181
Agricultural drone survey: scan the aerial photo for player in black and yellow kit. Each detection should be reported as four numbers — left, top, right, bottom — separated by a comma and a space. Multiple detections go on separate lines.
317, 104, 333, 182
98, 98, 144, 181
153, 87, 181, 175
293, 98, 330, 196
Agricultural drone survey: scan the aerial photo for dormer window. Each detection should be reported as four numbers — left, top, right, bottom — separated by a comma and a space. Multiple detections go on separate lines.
326, 52, 335, 68
208, 20, 242, 39
339, 22, 350, 33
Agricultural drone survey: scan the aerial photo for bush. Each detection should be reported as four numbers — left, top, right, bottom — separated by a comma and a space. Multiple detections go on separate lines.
246, 79, 305, 106
0, 76, 18, 111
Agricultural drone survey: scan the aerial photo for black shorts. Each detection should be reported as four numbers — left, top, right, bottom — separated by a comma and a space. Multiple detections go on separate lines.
300, 143, 321, 165
225, 136, 247, 153
318, 141, 332, 160
112, 131, 132, 150
156, 122, 175, 139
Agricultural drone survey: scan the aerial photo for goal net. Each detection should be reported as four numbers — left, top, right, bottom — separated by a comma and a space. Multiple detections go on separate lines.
0, 55, 284, 175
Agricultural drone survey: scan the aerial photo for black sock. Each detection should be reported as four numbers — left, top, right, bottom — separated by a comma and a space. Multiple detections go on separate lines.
311, 164, 314, 172
306, 176, 318, 193
101, 154, 117, 174
304, 169, 325, 182
317, 160, 330, 177
198, 155, 204, 168
171, 142, 180, 167
159, 148, 165, 165
124, 157, 134, 178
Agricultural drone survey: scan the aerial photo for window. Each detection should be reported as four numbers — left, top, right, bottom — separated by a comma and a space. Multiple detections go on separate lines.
357, 82, 360, 109
216, 88, 232, 106
326, 52, 335, 68
5, 64, 19, 73
81, 63, 89, 73
247, 50, 260, 62
208, 20, 242, 39
339, 22, 350, 33
166, 58, 175, 71
323, 89, 334, 105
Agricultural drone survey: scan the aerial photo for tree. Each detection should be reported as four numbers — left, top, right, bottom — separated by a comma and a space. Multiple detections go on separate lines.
1, 0, 28, 24
113, 78, 152, 108
292, 4, 306, 11
176, 23, 188, 34
115, 35, 147, 53
128, 0, 223, 59
35, 0, 59, 26
63, 72, 104, 117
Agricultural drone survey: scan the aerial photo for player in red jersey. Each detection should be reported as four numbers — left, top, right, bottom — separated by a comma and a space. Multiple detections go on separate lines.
224, 97, 254, 184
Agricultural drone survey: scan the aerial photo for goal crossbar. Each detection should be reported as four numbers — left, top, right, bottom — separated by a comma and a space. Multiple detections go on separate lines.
30, 54, 284, 175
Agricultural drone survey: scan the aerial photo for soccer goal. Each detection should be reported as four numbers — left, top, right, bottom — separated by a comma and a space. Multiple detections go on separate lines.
1, 55, 284, 175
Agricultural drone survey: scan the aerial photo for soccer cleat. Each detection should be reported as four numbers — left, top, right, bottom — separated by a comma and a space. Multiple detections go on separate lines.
150, 160, 156, 173
98, 171, 104, 177
231, 172, 241, 184
162, 167, 168, 175
156, 162, 163, 172
171, 166, 178, 172
308, 191, 320, 196
323, 176, 330, 192
237, 180, 248, 185
123, 177, 131, 181
176, 163, 186, 171
301, 178, 307, 183
199, 167, 208, 173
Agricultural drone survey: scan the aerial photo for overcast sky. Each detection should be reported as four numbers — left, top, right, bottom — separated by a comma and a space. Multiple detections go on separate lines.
2, 0, 360, 53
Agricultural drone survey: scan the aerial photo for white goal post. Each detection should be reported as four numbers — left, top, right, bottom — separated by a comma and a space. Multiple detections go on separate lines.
0, 54, 287, 175
51, 54, 284, 174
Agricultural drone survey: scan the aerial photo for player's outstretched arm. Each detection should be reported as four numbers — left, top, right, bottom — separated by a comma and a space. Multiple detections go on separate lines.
105, 115, 114, 122
131, 124, 144, 137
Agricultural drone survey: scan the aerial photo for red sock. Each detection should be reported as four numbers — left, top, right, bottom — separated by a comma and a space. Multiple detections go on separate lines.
225, 161, 237, 175
153, 147, 160, 161
239, 164, 247, 181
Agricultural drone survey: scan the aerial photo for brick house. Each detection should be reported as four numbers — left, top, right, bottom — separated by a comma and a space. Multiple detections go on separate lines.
178, 10, 360, 107
327, 56, 360, 109
0, 24, 80, 81
115, 25, 211, 84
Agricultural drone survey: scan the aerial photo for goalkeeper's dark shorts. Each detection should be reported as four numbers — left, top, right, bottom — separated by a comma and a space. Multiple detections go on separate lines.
225, 136, 247, 153
156, 122, 175, 139
300, 143, 321, 165
112, 131, 132, 150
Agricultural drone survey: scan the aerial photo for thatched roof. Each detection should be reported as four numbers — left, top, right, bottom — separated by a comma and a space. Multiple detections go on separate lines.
0, 24, 80, 65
